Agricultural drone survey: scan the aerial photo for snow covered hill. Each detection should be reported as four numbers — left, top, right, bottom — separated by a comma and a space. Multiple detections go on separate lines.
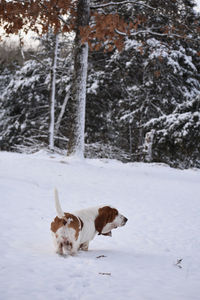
0, 151, 200, 300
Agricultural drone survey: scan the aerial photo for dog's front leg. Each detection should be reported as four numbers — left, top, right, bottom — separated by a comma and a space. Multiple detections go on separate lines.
80, 241, 89, 251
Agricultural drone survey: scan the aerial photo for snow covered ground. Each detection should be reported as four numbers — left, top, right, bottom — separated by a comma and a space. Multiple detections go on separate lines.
0, 151, 200, 300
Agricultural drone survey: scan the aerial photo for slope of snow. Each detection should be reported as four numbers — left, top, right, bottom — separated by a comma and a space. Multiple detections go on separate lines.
0, 151, 200, 300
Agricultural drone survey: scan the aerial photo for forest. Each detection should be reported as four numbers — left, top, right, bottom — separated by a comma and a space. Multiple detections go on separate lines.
0, 0, 199, 168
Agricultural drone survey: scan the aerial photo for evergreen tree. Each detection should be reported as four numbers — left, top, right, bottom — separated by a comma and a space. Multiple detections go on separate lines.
0, 1, 199, 168
144, 94, 200, 168
0, 33, 73, 152
85, 0, 200, 166
0, 0, 134, 158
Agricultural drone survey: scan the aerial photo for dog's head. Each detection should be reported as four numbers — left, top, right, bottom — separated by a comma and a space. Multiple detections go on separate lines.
95, 206, 128, 236
51, 213, 82, 255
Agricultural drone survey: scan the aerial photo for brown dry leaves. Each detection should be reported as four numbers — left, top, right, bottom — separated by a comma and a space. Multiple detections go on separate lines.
0, 1, 134, 52
80, 12, 134, 52
0, 0, 75, 35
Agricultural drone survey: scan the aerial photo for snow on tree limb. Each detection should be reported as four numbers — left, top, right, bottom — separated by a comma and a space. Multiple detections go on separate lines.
90, 0, 156, 10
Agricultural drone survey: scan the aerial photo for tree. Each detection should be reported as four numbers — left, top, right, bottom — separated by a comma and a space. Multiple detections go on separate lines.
0, 32, 73, 152
144, 95, 200, 168
0, 59, 50, 151
0, 0, 131, 158
67, 0, 90, 157
49, 33, 59, 151
1, 0, 199, 166
83, 0, 200, 165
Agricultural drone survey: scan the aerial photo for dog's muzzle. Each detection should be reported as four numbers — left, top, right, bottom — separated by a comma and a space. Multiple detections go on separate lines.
122, 217, 128, 225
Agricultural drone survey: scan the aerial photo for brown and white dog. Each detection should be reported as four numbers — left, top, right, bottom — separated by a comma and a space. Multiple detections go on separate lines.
51, 189, 128, 255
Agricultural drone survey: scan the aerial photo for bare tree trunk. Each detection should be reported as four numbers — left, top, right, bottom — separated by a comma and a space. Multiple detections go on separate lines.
18, 32, 25, 62
49, 33, 59, 151
143, 129, 155, 162
55, 85, 70, 135
67, 0, 90, 158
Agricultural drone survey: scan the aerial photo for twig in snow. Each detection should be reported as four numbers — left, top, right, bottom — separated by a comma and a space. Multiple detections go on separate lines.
174, 258, 183, 269
99, 272, 111, 276
96, 255, 107, 259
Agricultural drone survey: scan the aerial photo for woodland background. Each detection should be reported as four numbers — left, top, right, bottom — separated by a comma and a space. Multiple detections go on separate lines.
0, 0, 200, 169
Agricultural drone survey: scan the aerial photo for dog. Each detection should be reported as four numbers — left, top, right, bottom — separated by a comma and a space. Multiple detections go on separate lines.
51, 189, 128, 255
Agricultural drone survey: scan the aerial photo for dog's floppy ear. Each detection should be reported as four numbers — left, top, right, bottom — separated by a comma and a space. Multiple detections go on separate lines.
95, 212, 107, 235
95, 206, 118, 235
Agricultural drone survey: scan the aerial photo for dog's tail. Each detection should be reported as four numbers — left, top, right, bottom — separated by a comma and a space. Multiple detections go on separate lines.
54, 188, 64, 218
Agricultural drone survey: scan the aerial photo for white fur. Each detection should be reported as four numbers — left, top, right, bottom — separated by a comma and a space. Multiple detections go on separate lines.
101, 213, 126, 234
54, 188, 64, 218
53, 226, 80, 255
74, 207, 100, 244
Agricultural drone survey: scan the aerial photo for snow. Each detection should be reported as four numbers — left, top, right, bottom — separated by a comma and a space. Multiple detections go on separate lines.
87, 79, 99, 95
0, 151, 200, 300
195, 0, 200, 11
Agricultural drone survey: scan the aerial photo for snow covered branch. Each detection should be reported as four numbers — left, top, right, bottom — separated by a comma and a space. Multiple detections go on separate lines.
115, 28, 193, 40
55, 87, 71, 134
90, 1, 156, 10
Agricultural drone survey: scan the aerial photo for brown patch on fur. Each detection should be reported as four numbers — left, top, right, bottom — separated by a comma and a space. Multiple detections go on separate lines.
51, 216, 66, 233
64, 213, 81, 240
51, 214, 82, 240
95, 206, 118, 235
78, 217, 84, 230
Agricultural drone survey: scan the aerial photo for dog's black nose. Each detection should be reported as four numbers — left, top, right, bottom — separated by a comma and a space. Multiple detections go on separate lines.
124, 217, 128, 223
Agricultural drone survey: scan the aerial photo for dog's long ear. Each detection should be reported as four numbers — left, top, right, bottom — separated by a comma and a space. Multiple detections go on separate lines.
95, 206, 118, 235
95, 210, 107, 235
54, 188, 64, 218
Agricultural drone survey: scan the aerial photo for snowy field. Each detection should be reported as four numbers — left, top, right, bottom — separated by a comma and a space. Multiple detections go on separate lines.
0, 151, 200, 300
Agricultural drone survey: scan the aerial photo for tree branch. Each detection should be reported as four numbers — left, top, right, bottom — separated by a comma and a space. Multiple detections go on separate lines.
55, 87, 71, 134
90, 1, 156, 10
115, 28, 189, 40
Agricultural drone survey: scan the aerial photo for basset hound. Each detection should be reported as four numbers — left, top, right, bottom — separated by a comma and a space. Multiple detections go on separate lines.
51, 189, 128, 255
